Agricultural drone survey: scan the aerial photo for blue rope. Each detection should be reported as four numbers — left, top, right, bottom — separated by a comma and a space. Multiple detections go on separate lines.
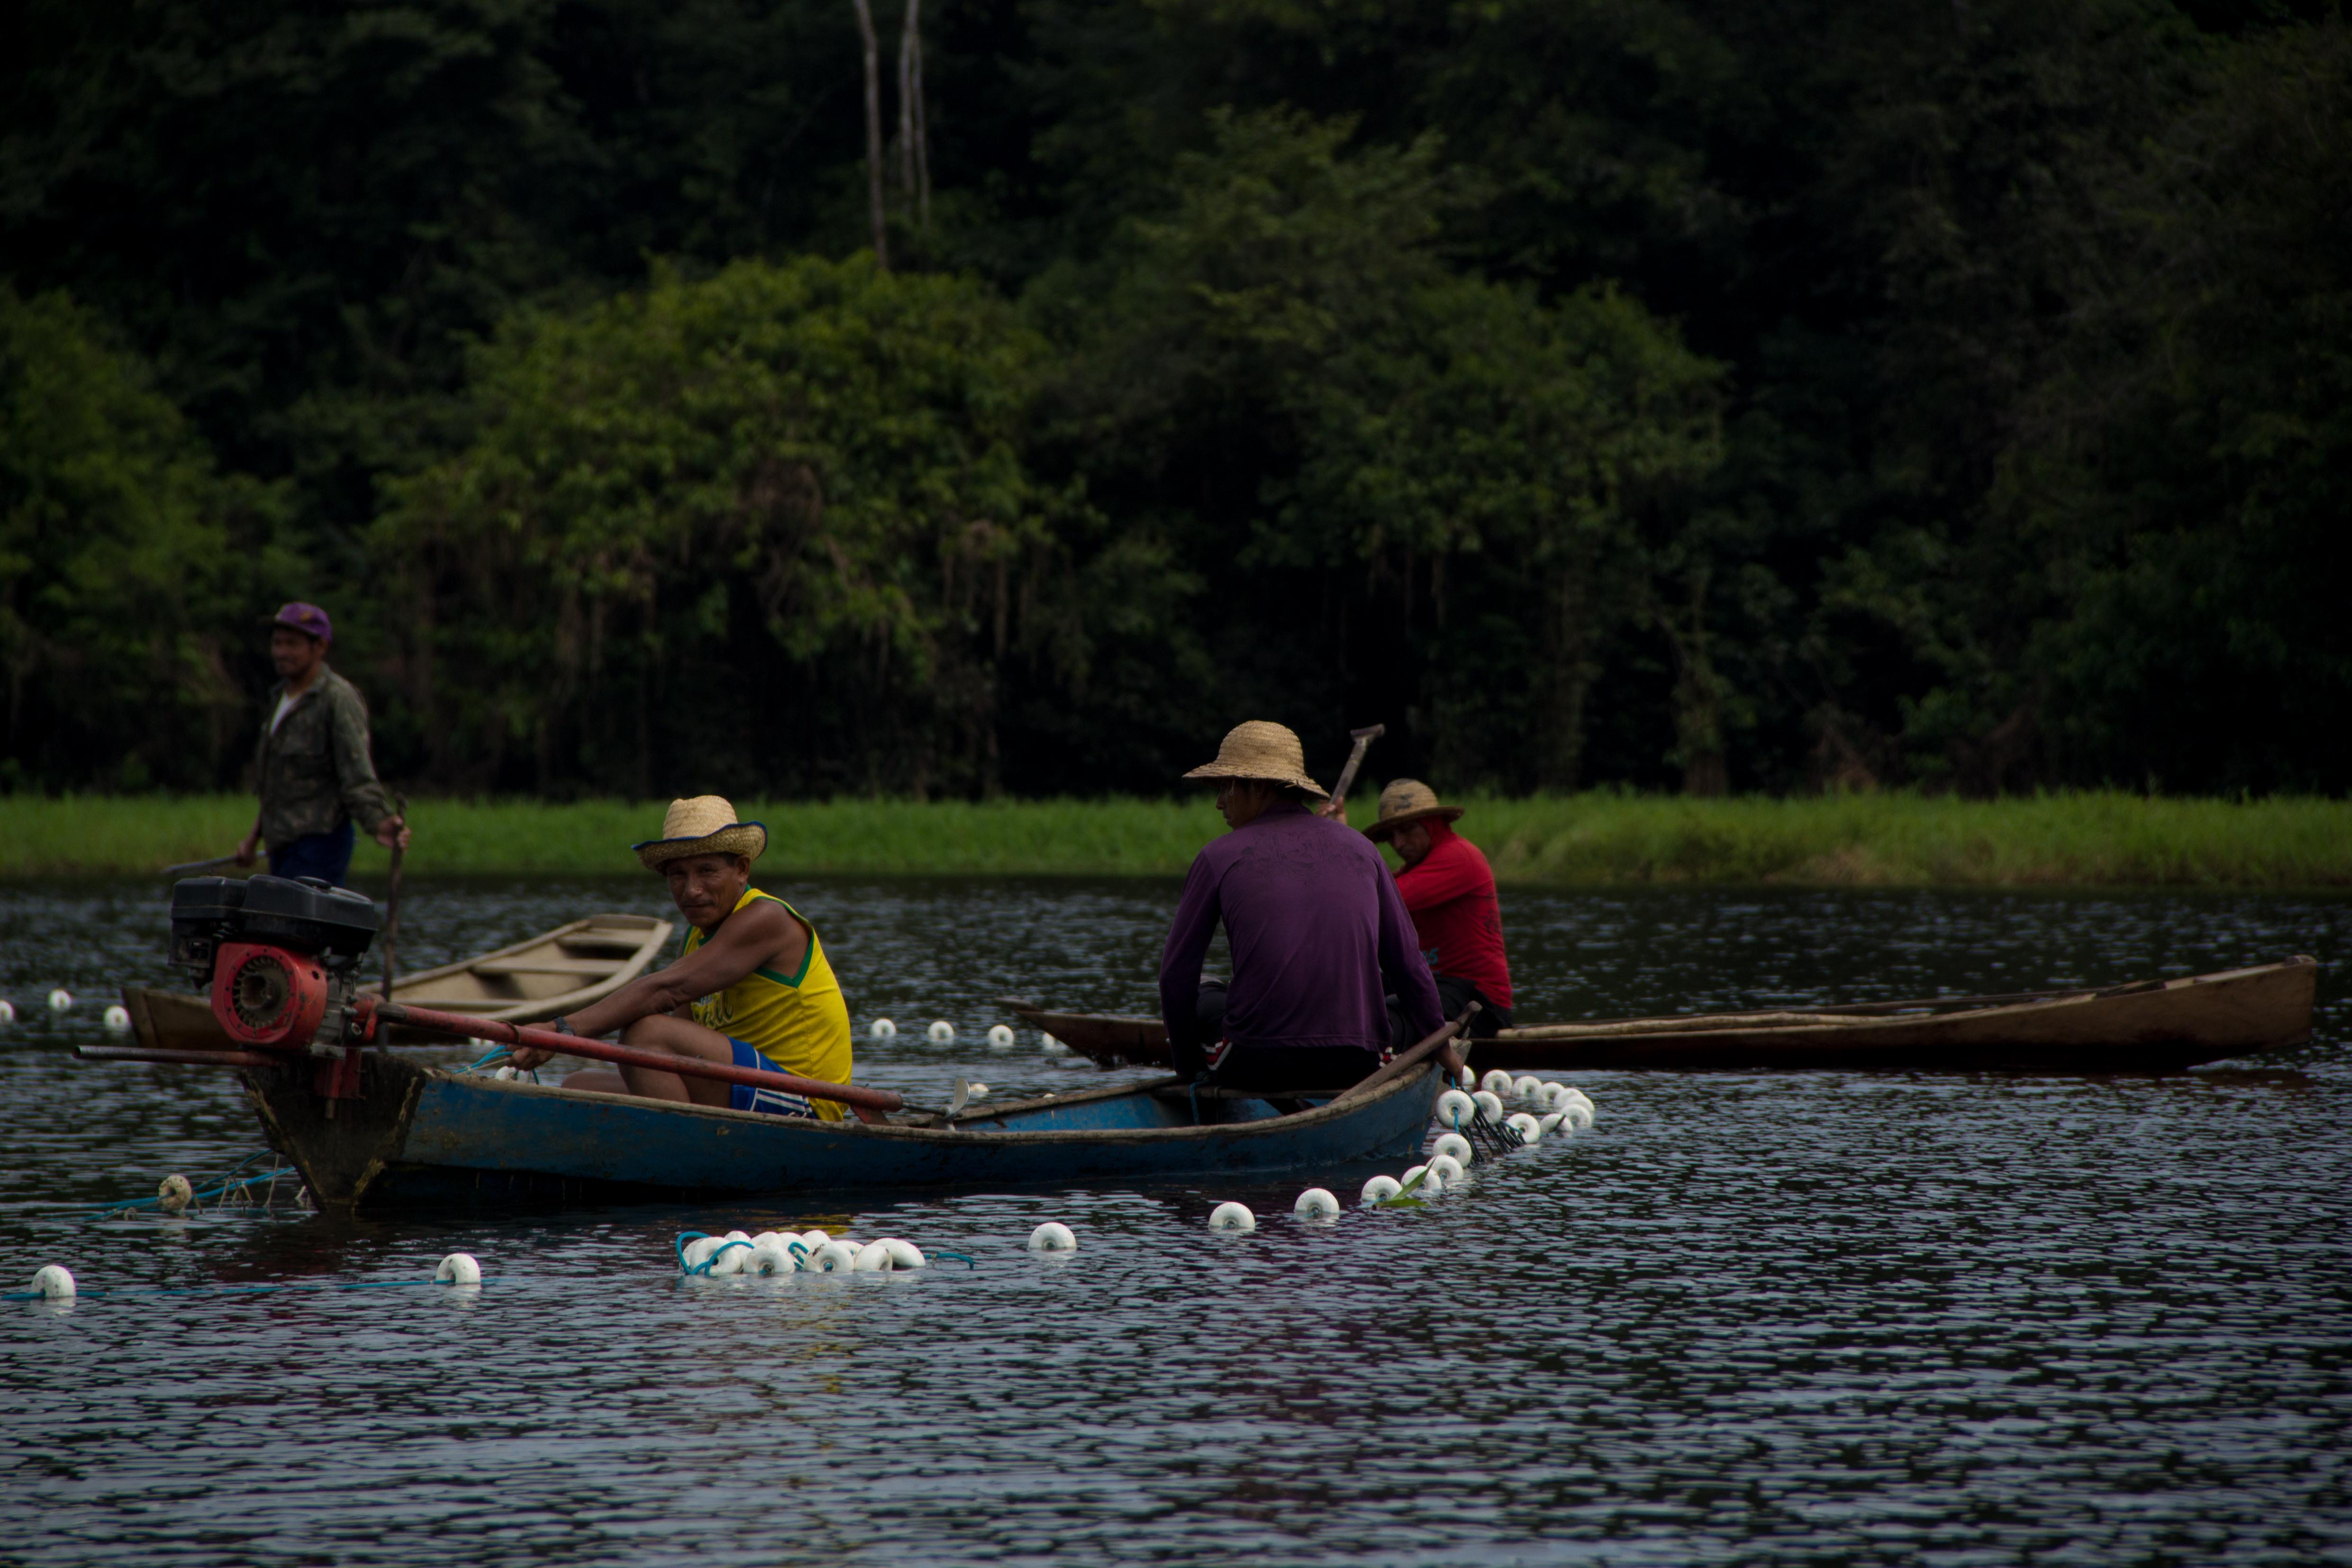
84, 1166, 300, 1223
927, 1251, 978, 1269
4, 1275, 492, 1303
461, 1047, 513, 1074
672, 1231, 755, 1276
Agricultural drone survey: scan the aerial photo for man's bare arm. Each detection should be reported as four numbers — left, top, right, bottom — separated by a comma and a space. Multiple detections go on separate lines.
510, 902, 804, 1065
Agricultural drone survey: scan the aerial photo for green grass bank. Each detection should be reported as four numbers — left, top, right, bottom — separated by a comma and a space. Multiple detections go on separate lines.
5, 791, 2348, 886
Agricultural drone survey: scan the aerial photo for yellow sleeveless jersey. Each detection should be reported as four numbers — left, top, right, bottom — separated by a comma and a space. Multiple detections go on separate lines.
682, 888, 854, 1121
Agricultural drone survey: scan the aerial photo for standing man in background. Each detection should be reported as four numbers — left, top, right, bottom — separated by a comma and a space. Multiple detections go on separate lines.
234, 602, 409, 886
1364, 780, 1514, 1036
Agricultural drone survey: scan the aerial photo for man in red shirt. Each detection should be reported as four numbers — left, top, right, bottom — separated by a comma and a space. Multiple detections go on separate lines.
1363, 780, 1515, 1035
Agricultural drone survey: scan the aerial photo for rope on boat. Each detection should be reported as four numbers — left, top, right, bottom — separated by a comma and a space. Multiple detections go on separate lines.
84, 1157, 302, 1222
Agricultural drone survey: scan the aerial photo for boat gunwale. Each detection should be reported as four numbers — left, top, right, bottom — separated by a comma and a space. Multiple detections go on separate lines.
1493, 955, 2317, 1042
400, 1056, 1435, 1149
362, 913, 674, 1020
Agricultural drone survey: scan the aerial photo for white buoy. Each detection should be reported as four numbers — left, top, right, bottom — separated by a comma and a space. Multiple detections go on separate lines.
746, 1239, 798, 1275
435, 1252, 481, 1285
1456, 1065, 1475, 1090
30, 1264, 75, 1298
48, 988, 73, 1013
681, 1235, 725, 1270
1472, 1090, 1506, 1123
806, 1240, 859, 1273
1512, 1075, 1544, 1103
870, 1018, 897, 1039
1561, 1100, 1594, 1131
927, 1020, 955, 1043
1041, 1034, 1068, 1056
1505, 1112, 1543, 1142
1427, 1153, 1466, 1187
852, 1238, 924, 1271
1563, 1087, 1595, 1112
1402, 1162, 1444, 1196
157, 1174, 194, 1214
799, 1229, 832, 1252
1479, 1068, 1513, 1096
1431, 1132, 1473, 1166
1435, 1089, 1478, 1128
1537, 1112, 1566, 1138
1207, 1202, 1256, 1233
967, 1083, 990, 1099
101, 1004, 131, 1033
705, 1240, 750, 1277
1028, 1221, 1078, 1252
0, 999, 14, 1025
987, 1024, 1016, 1050
1293, 1187, 1340, 1219
1360, 1175, 1403, 1205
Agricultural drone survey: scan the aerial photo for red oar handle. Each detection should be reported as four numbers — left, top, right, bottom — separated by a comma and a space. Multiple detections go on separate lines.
363, 998, 903, 1117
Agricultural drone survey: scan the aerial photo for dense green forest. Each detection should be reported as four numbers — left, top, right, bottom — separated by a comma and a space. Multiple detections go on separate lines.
4, 0, 2346, 801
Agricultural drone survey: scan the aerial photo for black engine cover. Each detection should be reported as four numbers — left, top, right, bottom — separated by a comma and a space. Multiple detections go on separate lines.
171, 874, 380, 978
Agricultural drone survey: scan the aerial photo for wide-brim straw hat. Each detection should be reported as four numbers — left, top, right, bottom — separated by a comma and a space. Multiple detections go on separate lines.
1181, 720, 1329, 800
1363, 778, 1464, 842
633, 795, 768, 871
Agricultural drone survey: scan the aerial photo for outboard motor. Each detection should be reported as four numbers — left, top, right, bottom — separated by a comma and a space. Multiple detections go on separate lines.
171, 876, 380, 1055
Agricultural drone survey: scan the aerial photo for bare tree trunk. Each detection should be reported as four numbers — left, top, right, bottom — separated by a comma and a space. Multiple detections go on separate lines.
902, 0, 929, 233
851, 0, 888, 268
1538, 565, 1594, 791
1658, 569, 1728, 797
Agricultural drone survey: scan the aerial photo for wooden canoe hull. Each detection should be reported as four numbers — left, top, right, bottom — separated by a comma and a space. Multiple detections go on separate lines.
237, 1052, 1443, 1214
1482, 957, 2317, 1072
1003, 957, 2319, 1074
121, 912, 673, 1055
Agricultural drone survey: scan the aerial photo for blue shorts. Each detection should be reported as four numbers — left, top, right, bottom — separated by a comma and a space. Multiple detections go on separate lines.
727, 1038, 818, 1118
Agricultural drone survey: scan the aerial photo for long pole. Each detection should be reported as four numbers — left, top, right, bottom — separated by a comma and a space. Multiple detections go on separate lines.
380, 792, 407, 996
361, 998, 904, 1121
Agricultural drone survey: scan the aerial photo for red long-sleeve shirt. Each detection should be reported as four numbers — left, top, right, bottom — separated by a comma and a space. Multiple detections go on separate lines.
1391, 823, 1513, 1009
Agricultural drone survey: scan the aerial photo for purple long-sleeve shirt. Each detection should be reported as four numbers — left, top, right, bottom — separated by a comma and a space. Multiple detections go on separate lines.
1159, 803, 1445, 1053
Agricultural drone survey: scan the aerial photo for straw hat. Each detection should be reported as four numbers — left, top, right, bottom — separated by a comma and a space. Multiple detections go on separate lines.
1181, 721, 1329, 800
1362, 779, 1463, 842
633, 795, 768, 871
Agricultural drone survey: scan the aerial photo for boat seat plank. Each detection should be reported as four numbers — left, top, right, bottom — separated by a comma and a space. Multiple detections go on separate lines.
471, 957, 629, 977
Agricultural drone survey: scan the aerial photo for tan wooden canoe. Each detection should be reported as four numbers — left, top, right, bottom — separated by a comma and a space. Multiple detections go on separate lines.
122, 913, 674, 1053
999, 955, 2320, 1073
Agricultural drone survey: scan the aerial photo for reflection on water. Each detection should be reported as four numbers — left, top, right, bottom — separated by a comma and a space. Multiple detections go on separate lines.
1, 878, 2346, 1565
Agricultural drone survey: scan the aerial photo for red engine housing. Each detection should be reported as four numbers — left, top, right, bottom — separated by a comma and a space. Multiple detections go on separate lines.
209, 941, 332, 1049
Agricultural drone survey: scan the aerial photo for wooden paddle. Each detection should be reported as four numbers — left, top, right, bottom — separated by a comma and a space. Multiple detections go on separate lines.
1333, 1000, 1477, 1106
1327, 723, 1385, 812
364, 997, 905, 1121
379, 793, 407, 996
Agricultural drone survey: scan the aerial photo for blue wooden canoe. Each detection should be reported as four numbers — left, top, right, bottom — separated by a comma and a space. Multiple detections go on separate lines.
238, 1052, 1445, 1213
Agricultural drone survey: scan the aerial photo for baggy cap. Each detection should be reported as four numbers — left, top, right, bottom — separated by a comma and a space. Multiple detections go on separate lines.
633, 795, 769, 871
1181, 721, 1329, 800
1363, 778, 1464, 842
268, 602, 334, 642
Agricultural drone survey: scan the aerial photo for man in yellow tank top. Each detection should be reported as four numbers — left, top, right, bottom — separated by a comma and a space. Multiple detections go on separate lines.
509, 796, 855, 1120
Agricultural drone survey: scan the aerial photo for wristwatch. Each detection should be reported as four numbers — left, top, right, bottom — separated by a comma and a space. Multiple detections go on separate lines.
553, 1016, 576, 1036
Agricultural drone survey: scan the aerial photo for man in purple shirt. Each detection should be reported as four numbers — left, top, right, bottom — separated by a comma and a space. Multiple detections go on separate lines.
1159, 721, 1451, 1091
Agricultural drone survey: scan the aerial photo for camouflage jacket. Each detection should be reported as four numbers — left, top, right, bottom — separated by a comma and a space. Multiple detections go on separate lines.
253, 666, 397, 849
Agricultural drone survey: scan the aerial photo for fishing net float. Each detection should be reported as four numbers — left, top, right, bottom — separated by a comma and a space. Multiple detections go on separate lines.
1293, 1187, 1341, 1219
1028, 1222, 1078, 1252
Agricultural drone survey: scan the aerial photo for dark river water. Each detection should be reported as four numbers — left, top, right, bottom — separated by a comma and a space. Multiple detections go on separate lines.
2, 877, 2347, 1566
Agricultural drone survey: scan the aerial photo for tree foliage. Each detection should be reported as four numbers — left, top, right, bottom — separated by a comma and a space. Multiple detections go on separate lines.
1, 0, 2344, 796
